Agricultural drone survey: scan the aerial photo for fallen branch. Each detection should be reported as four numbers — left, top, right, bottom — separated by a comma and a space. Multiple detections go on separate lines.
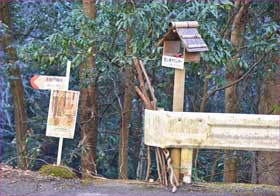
135, 86, 152, 109
133, 57, 167, 186
133, 57, 150, 104
139, 60, 157, 109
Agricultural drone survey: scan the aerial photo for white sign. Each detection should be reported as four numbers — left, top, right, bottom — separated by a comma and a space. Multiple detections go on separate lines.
162, 55, 184, 69
46, 90, 80, 139
30, 75, 69, 90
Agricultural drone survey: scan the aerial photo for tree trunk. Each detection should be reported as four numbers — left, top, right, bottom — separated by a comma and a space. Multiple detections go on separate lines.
118, 0, 134, 179
255, 1, 280, 185
80, 0, 98, 178
224, 0, 251, 183
256, 54, 280, 185
0, 1, 28, 169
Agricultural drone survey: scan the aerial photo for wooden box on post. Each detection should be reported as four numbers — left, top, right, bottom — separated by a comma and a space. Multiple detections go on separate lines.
184, 50, 200, 63
156, 21, 209, 184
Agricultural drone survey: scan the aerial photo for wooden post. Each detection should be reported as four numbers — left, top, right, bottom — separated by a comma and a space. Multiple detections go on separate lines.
65, 60, 71, 90
172, 68, 185, 181
181, 148, 192, 183
56, 60, 71, 166
181, 51, 193, 184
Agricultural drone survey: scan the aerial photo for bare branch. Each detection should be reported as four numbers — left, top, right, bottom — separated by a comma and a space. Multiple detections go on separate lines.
208, 50, 271, 98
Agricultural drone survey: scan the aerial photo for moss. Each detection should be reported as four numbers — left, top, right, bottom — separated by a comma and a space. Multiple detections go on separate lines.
39, 164, 78, 179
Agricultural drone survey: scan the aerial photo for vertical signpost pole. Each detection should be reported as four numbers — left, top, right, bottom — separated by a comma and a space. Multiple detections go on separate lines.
171, 68, 185, 182
56, 60, 71, 166
57, 137, 64, 166
181, 51, 193, 184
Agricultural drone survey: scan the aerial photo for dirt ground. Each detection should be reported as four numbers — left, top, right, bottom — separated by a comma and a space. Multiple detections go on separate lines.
1, 164, 279, 196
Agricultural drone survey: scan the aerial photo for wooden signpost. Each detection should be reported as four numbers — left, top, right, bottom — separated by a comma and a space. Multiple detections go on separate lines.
30, 61, 79, 166
157, 21, 209, 183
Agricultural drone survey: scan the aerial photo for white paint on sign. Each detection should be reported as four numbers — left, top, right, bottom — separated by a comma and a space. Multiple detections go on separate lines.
31, 75, 68, 90
46, 90, 80, 139
162, 55, 184, 69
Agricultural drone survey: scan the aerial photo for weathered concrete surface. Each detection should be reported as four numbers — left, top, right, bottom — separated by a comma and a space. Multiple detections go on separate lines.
144, 110, 280, 151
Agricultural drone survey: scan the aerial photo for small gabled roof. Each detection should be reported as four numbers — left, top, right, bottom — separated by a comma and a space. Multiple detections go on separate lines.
157, 21, 208, 53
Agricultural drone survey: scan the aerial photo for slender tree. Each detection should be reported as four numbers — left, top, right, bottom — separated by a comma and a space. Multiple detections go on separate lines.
118, 0, 134, 179
80, 0, 98, 178
256, 1, 280, 185
0, 1, 28, 169
224, 0, 251, 182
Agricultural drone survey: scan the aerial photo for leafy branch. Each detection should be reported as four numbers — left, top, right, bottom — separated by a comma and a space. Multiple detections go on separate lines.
207, 49, 272, 100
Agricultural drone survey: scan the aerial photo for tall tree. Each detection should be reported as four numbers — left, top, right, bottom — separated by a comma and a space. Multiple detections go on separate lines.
224, 0, 251, 182
0, 1, 28, 169
80, 0, 98, 178
118, 0, 134, 179
256, 1, 280, 185
256, 56, 280, 185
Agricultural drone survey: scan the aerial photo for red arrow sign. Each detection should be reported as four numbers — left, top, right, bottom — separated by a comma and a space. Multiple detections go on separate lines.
30, 75, 68, 90
30, 75, 40, 89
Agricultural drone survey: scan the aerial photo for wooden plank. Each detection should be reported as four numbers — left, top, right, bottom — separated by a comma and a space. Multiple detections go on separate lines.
173, 69, 185, 111
144, 110, 280, 151
184, 50, 200, 63
163, 41, 181, 56
176, 28, 199, 37
181, 38, 208, 52
171, 68, 186, 181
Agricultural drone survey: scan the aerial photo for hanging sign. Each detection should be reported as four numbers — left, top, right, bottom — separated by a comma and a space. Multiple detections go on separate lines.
46, 90, 80, 139
162, 55, 184, 69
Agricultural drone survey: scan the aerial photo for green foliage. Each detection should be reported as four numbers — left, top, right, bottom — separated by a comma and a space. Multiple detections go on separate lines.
1, 0, 279, 182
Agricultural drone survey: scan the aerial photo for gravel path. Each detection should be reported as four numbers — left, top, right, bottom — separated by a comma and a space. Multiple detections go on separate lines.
1, 164, 279, 196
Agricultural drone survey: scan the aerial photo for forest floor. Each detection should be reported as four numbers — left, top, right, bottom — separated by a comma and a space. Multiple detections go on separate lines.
1, 164, 279, 196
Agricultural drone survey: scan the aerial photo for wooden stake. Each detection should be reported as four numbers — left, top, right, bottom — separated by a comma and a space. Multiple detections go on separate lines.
65, 60, 71, 90
171, 68, 185, 181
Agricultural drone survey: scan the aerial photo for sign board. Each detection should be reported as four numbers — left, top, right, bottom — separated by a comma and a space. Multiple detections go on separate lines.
144, 110, 280, 151
46, 90, 79, 139
162, 55, 184, 69
30, 75, 69, 90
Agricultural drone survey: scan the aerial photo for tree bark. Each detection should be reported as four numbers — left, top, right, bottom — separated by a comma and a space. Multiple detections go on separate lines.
0, 1, 28, 169
255, 1, 280, 185
80, 0, 98, 178
118, 0, 134, 179
256, 50, 280, 186
224, 0, 251, 183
